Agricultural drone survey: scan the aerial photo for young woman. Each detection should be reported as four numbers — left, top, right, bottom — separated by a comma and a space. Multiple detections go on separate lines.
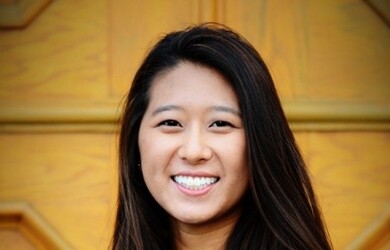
113, 23, 332, 249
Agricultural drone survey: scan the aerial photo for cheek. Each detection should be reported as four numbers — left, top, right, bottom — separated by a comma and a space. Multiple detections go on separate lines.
139, 136, 160, 176
139, 135, 164, 193
138, 129, 178, 175
138, 125, 157, 176
224, 133, 249, 188
219, 133, 247, 168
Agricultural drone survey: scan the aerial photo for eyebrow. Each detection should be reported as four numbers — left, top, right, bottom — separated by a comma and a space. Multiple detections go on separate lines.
209, 105, 241, 116
151, 104, 241, 117
152, 105, 184, 116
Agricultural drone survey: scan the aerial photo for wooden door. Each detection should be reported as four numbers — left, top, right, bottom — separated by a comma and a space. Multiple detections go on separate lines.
0, 0, 389, 249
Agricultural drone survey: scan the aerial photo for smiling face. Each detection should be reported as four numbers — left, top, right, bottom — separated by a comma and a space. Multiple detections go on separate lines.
138, 62, 249, 228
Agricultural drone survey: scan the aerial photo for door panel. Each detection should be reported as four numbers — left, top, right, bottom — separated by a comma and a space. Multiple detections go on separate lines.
0, 0, 388, 249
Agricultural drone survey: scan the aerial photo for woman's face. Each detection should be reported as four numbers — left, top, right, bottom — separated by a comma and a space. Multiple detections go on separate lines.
138, 62, 249, 227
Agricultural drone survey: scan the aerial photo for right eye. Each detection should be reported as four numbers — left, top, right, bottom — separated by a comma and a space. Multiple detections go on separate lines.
158, 120, 182, 127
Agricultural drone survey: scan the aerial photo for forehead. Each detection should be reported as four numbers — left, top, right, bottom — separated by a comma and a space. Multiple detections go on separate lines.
147, 62, 239, 108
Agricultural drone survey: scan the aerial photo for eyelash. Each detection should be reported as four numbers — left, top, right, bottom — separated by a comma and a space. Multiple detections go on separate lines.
157, 120, 233, 128
209, 121, 233, 127
158, 120, 182, 127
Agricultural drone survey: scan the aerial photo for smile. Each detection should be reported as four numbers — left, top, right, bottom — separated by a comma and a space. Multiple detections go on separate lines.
172, 175, 219, 190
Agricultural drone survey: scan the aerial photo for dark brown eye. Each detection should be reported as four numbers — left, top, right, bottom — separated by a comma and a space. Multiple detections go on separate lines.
158, 120, 181, 127
210, 121, 232, 127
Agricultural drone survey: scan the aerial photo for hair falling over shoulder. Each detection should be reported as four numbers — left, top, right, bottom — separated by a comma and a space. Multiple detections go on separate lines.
112, 23, 332, 250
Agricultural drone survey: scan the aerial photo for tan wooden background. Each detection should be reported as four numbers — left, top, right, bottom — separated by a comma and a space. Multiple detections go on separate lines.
0, 0, 389, 249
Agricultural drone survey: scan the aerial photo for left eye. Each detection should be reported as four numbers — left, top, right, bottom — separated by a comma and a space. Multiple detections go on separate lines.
158, 119, 182, 127
210, 121, 233, 127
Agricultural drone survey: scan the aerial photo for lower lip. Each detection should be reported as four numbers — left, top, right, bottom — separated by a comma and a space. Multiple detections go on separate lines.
173, 181, 216, 196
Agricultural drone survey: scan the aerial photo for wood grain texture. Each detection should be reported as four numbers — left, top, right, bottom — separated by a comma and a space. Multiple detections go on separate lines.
221, 0, 390, 104
0, 229, 36, 250
295, 132, 390, 249
0, 0, 389, 249
346, 206, 390, 250
0, 0, 108, 102
0, 201, 72, 249
304, 1, 390, 103
0, 0, 52, 28
364, 0, 390, 26
109, 0, 200, 97
0, 0, 388, 128
0, 132, 388, 249
0, 133, 118, 249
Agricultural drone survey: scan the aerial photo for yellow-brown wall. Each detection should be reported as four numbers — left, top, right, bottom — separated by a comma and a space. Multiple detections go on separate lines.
0, 0, 389, 249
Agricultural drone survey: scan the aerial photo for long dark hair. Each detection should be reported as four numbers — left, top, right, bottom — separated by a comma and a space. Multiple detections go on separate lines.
113, 23, 332, 250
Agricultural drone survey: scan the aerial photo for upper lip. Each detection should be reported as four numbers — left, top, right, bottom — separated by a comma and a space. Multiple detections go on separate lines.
171, 171, 219, 178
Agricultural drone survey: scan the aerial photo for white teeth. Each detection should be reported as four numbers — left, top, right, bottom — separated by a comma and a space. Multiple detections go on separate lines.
173, 175, 218, 190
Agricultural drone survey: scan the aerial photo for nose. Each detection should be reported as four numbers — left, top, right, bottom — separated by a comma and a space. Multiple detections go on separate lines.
177, 125, 212, 164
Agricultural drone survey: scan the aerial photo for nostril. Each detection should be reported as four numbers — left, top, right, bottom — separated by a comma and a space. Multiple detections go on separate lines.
177, 144, 213, 163
177, 129, 213, 163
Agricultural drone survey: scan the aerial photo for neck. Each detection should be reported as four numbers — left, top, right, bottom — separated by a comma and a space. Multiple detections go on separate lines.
172, 212, 240, 250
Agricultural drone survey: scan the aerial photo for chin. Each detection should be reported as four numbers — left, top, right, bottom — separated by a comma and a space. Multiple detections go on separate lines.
172, 212, 215, 225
